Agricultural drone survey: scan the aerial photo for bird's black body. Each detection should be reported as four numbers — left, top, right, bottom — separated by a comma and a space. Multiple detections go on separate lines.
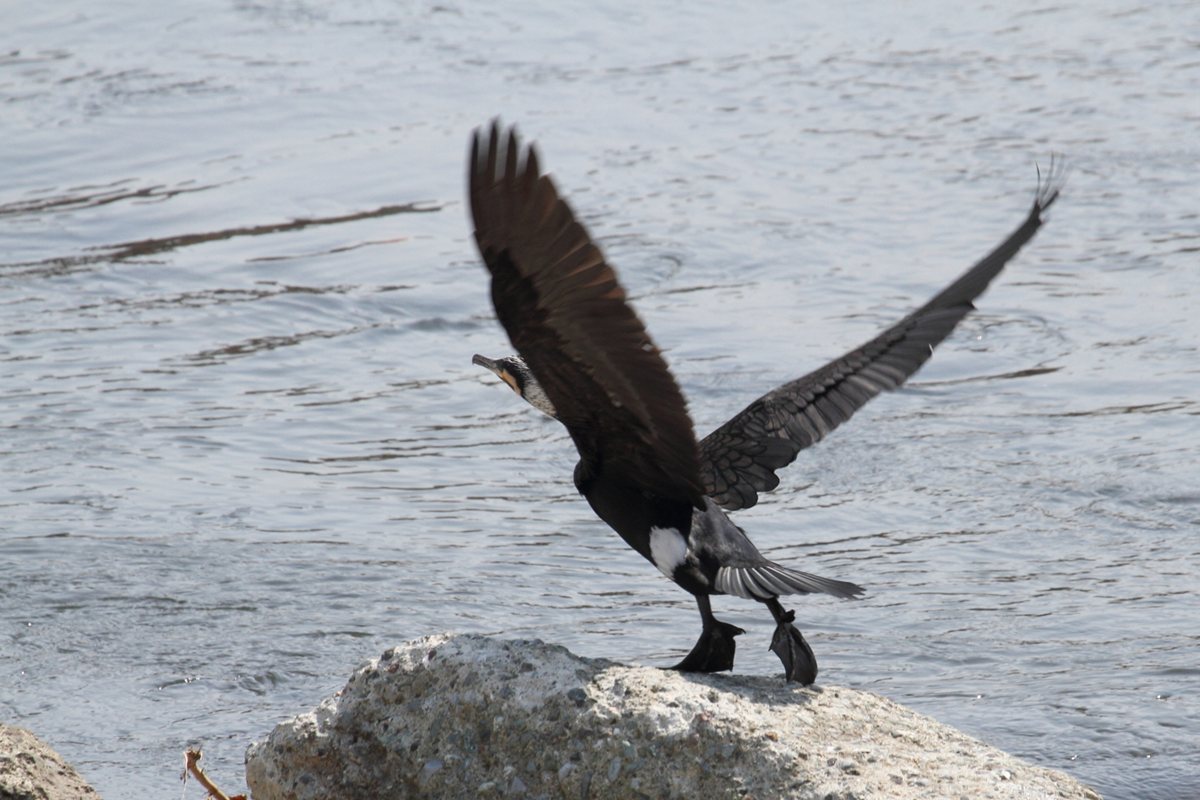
469, 121, 1063, 683
572, 460, 688, 568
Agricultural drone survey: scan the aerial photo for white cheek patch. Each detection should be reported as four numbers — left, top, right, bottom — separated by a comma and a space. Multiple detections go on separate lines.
649, 526, 688, 578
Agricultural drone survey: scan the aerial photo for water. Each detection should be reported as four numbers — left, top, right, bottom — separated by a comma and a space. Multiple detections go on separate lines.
2, 1, 1198, 797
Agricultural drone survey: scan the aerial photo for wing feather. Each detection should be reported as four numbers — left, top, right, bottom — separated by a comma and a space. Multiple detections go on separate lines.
700, 162, 1065, 510
470, 121, 705, 506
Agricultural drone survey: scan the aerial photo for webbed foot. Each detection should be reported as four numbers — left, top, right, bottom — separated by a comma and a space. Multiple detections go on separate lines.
769, 608, 818, 685
671, 619, 745, 673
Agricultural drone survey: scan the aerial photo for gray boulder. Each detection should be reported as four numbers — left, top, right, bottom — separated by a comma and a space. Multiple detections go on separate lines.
0, 724, 101, 800
245, 633, 1101, 800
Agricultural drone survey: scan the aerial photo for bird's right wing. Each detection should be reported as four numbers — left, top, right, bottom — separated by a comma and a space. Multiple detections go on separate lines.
699, 165, 1065, 511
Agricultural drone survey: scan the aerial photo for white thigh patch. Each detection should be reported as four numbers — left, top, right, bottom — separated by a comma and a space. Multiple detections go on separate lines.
649, 526, 688, 577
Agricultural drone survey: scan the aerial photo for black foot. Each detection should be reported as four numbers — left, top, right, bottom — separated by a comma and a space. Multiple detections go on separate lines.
671, 620, 746, 673
769, 609, 818, 685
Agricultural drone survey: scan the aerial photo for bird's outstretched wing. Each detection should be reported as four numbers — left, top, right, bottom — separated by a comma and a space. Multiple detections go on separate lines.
470, 121, 705, 506
699, 163, 1066, 511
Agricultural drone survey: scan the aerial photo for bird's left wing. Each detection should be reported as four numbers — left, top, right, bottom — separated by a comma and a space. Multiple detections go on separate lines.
469, 121, 705, 506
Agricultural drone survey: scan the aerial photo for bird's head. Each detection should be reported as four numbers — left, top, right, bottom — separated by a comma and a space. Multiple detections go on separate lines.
472, 353, 558, 419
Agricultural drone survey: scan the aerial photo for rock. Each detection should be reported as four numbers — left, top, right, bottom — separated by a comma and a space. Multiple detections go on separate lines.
245, 633, 1103, 800
0, 724, 102, 800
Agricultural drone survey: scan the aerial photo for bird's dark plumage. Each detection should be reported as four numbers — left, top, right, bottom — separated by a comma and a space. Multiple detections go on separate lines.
469, 120, 1064, 683
698, 166, 1063, 510
470, 122, 704, 508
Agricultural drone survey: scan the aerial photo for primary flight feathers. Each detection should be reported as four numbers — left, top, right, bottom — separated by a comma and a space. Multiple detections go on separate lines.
470, 121, 706, 507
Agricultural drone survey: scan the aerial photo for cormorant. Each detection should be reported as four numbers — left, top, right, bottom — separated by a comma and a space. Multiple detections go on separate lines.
469, 121, 1062, 683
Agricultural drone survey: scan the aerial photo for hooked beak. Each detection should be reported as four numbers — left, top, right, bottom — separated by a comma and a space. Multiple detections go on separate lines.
473, 353, 521, 396
472, 353, 500, 374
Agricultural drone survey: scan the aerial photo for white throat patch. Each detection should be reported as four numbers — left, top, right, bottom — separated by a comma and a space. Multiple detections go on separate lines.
523, 380, 558, 418
649, 526, 688, 578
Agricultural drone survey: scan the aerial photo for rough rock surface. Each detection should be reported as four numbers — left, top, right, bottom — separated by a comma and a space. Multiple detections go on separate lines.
0, 724, 101, 800
245, 633, 1102, 800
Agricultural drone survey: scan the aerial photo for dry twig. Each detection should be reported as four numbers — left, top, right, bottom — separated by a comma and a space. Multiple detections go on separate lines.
182, 748, 246, 800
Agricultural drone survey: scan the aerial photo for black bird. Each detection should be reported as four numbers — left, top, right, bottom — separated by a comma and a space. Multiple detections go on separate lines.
469, 121, 1062, 683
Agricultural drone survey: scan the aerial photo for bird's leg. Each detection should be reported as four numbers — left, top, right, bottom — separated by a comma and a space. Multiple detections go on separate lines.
670, 594, 745, 674
764, 597, 818, 685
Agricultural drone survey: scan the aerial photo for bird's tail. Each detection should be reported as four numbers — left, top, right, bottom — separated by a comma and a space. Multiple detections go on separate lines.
714, 561, 864, 601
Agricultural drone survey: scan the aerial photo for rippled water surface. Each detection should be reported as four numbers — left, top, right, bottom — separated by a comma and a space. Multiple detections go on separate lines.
3, 2, 1199, 797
